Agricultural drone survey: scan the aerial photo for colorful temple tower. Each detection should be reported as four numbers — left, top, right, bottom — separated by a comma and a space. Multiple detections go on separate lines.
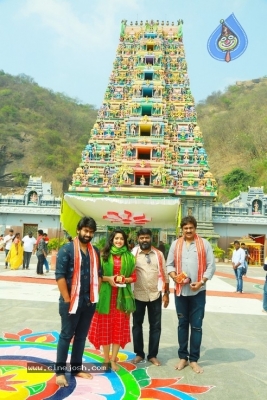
62, 20, 218, 241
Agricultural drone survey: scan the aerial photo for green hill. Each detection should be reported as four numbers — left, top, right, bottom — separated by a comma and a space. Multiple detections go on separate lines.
1, 70, 267, 201
0, 70, 97, 194
197, 77, 267, 201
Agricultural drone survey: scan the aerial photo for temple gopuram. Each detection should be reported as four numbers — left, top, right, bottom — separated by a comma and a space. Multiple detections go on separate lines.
62, 20, 218, 242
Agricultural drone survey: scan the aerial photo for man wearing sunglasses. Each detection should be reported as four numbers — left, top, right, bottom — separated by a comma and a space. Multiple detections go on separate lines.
166, 216, 215, 374
131, 228, 169, 366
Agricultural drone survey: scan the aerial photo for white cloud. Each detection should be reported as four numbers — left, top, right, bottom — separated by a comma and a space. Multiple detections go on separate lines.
21, 0, 140, 50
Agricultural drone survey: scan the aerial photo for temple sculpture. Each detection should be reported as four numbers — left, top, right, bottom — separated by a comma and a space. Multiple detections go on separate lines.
63, 20, 218, 240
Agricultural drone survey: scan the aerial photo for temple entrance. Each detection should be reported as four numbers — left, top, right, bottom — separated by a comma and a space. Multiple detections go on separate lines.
23, 224, 38, 237
248, 234, 265, 265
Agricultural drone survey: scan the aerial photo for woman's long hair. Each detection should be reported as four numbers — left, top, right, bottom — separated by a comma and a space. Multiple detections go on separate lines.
12, 233, 20, 242
102, 228, 129, 262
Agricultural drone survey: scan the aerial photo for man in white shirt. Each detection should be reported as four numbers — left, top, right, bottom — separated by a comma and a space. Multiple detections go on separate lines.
4, 229, 14, 268
232, 240, 246, 293
22, 232, 37, 269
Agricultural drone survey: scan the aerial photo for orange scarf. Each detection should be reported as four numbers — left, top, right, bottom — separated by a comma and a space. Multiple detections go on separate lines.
69, 237, 99, 314
132, 245, 166, 291
174, 234, 206, 295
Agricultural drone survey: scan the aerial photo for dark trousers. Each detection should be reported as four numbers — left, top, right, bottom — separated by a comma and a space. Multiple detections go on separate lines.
174, 290, 206, 362
23, 251, 32, 269
36, 254, 45, 274
56, 300, 96, 375
132, 294, 162, 360
5, 249, 9, 267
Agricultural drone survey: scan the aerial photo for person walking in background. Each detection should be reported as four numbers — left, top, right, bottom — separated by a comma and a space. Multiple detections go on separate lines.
3, 229, 14, 268
0, 234, 4, 251
43, 233, 50, 273
158, 240, 166, 259
89, 228, 136, 372
6, 233, 23, 270
131, 228, 169, 366
22, 232, 37, 269
166, 216, 215, 374
55, 217, 100, 387
240, 242, 251, 276
232, 240, 246, 293
263, 257, 267, 314
36, 230, 46, 275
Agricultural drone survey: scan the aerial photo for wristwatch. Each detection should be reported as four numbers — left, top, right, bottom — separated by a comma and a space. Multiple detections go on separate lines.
164, 290, 170, 295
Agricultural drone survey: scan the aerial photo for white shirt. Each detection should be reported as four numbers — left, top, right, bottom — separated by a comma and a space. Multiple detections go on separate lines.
4, 234, 14, 250
232, 248, 245, 268
22, 235, 37, 252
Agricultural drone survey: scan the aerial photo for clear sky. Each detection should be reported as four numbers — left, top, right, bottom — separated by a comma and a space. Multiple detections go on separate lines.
0, 0, 266, 107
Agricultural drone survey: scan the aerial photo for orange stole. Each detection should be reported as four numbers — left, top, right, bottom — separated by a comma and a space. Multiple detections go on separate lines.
174, 235, 206, 295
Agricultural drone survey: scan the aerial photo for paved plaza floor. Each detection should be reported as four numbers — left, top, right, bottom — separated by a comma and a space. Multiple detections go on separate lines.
0, 250, 266, 399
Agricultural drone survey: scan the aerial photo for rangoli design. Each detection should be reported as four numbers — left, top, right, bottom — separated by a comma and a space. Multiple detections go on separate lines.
0, 329, 214, 399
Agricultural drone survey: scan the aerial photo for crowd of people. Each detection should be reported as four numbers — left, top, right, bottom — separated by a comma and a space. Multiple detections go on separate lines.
1, 228, 50, 274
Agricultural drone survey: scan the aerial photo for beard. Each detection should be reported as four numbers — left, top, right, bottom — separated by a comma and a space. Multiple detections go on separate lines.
78, 232, 92, 244
139, 241, 151, 250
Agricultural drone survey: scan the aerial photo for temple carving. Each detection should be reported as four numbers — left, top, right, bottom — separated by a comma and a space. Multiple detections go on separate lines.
64, 20, 218, 240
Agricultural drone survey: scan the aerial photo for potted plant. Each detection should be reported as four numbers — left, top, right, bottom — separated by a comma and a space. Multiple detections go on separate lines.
212, 245, 225, 263
227, 247, 234, 261
47, 238, 67, 270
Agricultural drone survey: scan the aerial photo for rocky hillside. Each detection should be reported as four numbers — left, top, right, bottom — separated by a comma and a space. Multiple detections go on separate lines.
1, 70, 267, 200
197, 77, 267, 200
0, 71, 97, 195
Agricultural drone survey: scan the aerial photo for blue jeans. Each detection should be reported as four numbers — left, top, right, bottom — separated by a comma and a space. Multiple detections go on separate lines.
263, 278, 267, 311
56, 300, 96, 375
43, 258, 49, 272
174, 291, 206, 362
234, 267, 243, 292
36, 254, 45, 274
23, 251, 32, 269
5, 249, 9, 267
243, 261, 248, 275
132, 295, 162, 360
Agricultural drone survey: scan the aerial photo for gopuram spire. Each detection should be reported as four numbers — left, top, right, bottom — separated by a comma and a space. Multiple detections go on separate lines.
62, 20, 218, 239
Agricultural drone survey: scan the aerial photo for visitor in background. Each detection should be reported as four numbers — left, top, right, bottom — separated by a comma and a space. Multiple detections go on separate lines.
36, 230, 46, 275
0, 234, 4, 251
22, 231, 37, 269
166, 216, 215, 374
43, 233, 50, 273
89, 228, 136, 372
3, 229, 14, 268
6, 233, 23, 270
158, 240, 166, 259
240, 242, 251, 276
232, 240, 246, 293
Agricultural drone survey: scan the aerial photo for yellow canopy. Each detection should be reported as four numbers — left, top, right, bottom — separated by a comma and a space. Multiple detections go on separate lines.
61, 194, 180, 237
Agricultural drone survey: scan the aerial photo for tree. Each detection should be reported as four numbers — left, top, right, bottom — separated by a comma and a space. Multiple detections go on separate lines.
222, 168, 254, 199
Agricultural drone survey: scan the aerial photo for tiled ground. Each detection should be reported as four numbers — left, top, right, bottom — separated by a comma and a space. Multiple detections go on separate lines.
0, 251, 266, 399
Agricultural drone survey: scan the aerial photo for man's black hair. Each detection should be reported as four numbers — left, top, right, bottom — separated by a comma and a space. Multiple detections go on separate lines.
77, 216, 97, 232
137, 228, 152, 237
180, 216, 197, 228
38, 229, 43, 235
